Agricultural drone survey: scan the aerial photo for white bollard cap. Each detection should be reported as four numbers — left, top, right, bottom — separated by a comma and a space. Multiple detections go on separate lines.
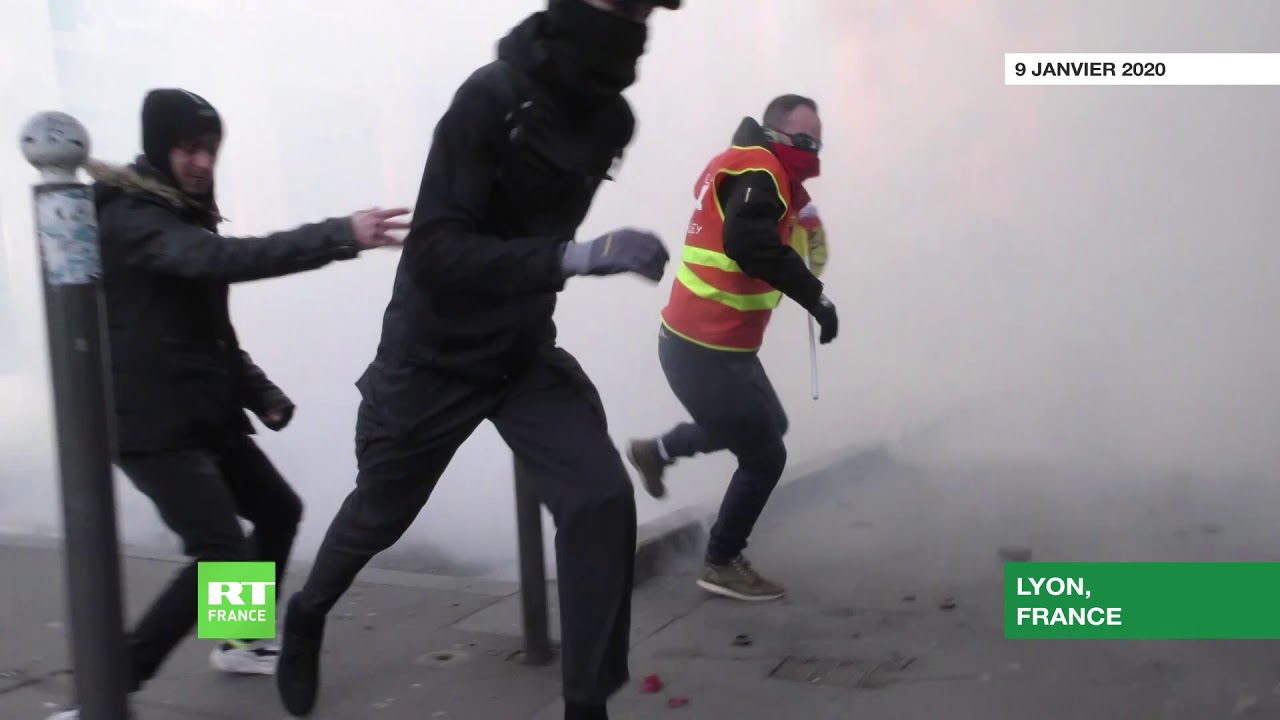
20, 111, 90, 184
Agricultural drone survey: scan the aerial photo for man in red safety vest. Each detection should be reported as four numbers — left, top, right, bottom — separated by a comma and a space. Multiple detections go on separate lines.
626, 94, 838, 601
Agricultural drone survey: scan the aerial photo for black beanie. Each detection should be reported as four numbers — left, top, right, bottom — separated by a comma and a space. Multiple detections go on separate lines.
140, 89, 222, 179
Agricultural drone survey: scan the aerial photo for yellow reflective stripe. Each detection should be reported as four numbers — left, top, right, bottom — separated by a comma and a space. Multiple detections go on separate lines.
682, 244, 741, 272
676, 263, 781, 312
660, 319, 760, 353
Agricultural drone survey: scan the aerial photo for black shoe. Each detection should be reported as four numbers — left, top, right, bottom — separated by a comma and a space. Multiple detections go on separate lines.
565, 701, 608, 720
276, 592, 325, 717
625, 438, 668, 499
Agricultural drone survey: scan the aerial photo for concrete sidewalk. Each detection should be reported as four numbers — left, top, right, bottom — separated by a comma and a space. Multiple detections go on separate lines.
4, 446, 1280, 719
0, 513, 713, 719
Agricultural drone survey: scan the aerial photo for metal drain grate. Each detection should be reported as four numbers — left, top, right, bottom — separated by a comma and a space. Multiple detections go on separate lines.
768, 653, 917, 689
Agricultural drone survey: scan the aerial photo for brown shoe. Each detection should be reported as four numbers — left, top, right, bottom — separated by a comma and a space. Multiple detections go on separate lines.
625, 439, 668, 499
696, 555, 785, 601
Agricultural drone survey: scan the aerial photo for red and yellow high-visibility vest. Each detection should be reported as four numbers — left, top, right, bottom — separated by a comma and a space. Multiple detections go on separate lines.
660, 145, 796, 352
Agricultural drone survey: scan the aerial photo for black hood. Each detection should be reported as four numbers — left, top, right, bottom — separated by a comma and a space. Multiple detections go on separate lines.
497, 1, 647, 106
497, 14, 552, 79
730, 117, 777, 152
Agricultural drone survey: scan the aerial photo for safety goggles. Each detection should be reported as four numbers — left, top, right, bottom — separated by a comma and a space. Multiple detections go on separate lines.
767, 128, 823, 154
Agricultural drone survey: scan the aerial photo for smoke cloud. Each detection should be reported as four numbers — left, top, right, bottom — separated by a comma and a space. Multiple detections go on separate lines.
2, 0, 1277, 579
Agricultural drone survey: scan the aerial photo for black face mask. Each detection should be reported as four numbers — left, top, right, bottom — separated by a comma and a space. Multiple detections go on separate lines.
544, 0, 648, 98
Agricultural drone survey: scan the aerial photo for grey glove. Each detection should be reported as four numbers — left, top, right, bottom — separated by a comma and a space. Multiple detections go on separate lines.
561, 228, 670, 282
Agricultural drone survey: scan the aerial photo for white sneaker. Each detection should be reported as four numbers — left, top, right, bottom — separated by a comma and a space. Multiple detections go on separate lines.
209, 639, 280, 675
44, 702, 135, 719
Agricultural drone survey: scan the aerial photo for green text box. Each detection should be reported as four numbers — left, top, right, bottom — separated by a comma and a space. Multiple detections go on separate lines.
1005, 562, 1280, 639
197, 561, 276, 640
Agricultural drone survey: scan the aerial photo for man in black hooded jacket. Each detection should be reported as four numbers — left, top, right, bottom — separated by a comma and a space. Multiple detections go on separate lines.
45, 89, 407, 720
275, 2, 679, 719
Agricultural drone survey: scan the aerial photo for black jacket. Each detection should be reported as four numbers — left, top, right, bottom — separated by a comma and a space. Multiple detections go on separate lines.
372, 14, 635, 384
93, 157, 360, 454
717, 118, 825, 312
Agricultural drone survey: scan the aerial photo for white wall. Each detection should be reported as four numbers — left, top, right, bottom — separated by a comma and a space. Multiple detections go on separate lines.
1, 0, 63, 537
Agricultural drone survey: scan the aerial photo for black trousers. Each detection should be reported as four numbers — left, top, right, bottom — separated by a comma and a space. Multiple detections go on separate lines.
118, 433, 302, 691
655, 325, 789, 565
294, 347, 637, 705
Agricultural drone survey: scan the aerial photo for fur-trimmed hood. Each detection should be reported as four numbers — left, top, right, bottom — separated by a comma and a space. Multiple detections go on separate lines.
86, 155, 223, 225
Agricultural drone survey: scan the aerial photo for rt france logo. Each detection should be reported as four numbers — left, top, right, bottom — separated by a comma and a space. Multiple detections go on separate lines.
197, 561, 276, 640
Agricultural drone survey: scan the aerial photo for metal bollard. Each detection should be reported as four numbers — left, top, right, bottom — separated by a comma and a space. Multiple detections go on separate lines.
513, 458, 552, 665
20, 112, 131, 719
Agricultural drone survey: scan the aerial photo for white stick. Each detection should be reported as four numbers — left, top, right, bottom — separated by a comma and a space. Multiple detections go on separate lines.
803, 256, 819, 400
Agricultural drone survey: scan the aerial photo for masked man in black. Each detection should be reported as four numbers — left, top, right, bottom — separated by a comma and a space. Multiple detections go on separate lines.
275, 2, 680, 720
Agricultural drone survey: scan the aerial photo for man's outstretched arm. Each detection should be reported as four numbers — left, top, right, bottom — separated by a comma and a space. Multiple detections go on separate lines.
108, 204, 359, 283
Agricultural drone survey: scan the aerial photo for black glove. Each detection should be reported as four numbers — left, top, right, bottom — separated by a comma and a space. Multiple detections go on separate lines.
807, 294, 838, 344
561, 228, 670, 282
258, 401, 295, 432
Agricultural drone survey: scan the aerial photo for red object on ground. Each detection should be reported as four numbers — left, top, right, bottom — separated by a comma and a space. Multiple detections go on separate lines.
667, 697, 690, 708
640, 674, 663, 693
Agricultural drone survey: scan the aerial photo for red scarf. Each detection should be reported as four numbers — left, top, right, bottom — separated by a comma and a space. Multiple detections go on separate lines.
771, 141, 819, 208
